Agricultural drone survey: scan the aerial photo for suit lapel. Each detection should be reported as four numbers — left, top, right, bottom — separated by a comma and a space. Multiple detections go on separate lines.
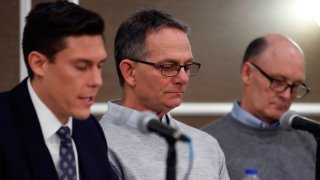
72, 119, 99, 180
10, 79, 59, 180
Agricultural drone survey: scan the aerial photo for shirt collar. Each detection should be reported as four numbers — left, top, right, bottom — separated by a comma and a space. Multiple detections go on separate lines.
107, 100, 142, 128
107, 100, 174, 128
27, 79, 73, 140
230, 100, 280, 129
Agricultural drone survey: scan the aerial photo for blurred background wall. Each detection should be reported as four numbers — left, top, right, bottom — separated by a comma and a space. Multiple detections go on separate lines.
1, 0, 319, 128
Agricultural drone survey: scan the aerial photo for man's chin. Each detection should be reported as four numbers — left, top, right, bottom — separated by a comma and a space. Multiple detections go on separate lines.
271, 111, 285, 121
72, 111, 91, 120
168, 101, 182, 109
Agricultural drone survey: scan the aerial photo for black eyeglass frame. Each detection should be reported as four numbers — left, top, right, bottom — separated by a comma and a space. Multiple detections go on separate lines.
128, 58, 201, 77
249, 62, 310, 99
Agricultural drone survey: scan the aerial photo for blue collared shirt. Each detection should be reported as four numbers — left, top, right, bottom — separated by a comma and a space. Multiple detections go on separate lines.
230, 100, 280, 129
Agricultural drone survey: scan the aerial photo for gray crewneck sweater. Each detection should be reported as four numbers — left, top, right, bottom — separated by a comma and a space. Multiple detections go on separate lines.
202, 114, 316, 180
99, 101, 230, 180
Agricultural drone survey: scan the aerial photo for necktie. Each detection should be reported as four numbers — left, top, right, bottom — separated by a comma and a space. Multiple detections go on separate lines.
57, 126, 77, 180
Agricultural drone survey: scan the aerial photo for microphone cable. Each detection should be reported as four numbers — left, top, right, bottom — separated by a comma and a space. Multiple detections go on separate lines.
182, 139, 194, 180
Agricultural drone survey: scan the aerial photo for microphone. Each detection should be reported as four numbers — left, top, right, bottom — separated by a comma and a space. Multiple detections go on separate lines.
280, 110, 320, 135
138, 111, 190, 142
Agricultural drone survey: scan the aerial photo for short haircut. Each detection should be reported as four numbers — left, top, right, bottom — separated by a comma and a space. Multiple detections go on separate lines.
114, 8, 189, 87
242, 36, 268, 64
22, 0, 105, 78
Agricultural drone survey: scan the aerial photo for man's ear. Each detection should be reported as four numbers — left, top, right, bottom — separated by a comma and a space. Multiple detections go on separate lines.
241, 62, 252, 85
120, 59, 136, 87
28, 51, 49, 78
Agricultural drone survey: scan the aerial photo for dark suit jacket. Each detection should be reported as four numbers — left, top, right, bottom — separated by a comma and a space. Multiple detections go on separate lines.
0, 79, 118, 180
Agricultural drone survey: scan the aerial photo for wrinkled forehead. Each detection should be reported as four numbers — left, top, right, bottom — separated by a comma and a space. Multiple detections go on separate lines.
144, 28, 193, 61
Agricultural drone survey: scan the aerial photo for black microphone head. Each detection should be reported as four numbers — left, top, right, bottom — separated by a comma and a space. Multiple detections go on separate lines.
138, 111, 159, 133
280, 110, 298, 130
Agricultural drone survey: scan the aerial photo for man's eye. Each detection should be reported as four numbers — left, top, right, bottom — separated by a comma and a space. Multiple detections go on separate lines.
98, 64, 103, 69
75, 65, 88, 71
184, 64, 193, 71
273, 80, 288, 86
161, 64, 176, 70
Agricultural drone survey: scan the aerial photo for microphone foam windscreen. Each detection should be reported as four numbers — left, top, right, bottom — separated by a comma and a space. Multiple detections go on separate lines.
137, 111, 159, 133
280, 110, 298, 130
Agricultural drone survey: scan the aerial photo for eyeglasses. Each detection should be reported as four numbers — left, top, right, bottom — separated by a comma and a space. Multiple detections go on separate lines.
249, 62, 310, 99
129, 58, 201, 77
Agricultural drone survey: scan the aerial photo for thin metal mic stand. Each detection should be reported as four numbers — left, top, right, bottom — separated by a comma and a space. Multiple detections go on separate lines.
166, 139, 177, 180
314, 134, 320, 180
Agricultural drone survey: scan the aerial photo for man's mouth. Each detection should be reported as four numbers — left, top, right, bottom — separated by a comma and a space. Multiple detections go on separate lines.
79, 96, 94, 106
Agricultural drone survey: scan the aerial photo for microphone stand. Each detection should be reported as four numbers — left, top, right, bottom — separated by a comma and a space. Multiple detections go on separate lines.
166, 138, 177, 180
314, 133, 320, 180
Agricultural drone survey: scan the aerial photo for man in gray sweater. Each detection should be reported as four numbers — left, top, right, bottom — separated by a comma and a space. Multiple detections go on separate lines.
203, 34, 316, 180
99, 8, 229, 180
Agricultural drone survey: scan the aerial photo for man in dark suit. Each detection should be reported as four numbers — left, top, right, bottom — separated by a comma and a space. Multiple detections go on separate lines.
0, 1, 118, 180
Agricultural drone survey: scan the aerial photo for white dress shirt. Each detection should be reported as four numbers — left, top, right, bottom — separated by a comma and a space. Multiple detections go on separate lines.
27, 79, 80, 179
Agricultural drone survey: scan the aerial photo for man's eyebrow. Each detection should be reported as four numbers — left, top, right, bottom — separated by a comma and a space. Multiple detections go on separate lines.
272, 73, 305, 84
156, 58, 194, 64
73, 58, 107, 63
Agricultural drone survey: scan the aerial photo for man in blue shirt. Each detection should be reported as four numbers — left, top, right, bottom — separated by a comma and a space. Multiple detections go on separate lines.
203, 34, 316, 180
